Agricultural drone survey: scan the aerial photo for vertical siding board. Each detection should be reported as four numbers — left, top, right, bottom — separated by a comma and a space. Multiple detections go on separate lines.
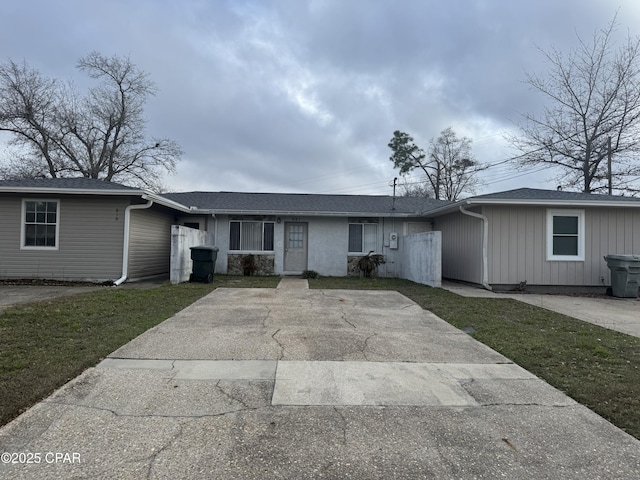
515, 208, 526, 283
634, 211, 640, 254
488, 208, 500, 283
436, 211, 482, 284
584, 210, 595, 284
533, 209, 545, 284
128, 207, 173, 279
626, 210, 634, 252
600, 210, 610, 282
490, 208, 500, 283
500, 208, 511, 283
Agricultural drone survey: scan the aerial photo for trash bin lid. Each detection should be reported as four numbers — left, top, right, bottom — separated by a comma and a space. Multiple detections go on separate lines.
605, 254, 640, 261
190, 245, 219, 251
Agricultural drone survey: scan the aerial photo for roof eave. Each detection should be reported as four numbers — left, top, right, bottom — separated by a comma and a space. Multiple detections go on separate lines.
425, 197, 640, 216
142, 193, 193, 213
189, 208, 422, 217
0, 186, 144, 196
468, 198, 640, 208
0, 186, 196, 213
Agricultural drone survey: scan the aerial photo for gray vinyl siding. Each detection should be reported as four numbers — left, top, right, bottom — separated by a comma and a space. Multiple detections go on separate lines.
0, 194, 127, 281
128, 206, 173, 279
434, 210, 483, 284
484, 205, 640, 286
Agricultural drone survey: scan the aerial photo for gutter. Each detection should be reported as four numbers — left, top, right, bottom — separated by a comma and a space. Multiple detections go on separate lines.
459, 206, 492, 291
113, 198, 154, 286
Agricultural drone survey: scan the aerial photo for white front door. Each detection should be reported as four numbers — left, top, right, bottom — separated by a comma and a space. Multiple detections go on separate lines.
284, 222, 308, 272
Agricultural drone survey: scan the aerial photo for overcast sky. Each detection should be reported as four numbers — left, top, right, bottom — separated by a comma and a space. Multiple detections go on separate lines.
2, 0, 639, 196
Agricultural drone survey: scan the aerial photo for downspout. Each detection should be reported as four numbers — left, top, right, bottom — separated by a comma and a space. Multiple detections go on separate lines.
459, 205, 492, 291
113, 199, 154, 286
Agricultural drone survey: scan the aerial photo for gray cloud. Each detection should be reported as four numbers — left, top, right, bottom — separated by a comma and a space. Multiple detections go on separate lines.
1, 0, 639, 195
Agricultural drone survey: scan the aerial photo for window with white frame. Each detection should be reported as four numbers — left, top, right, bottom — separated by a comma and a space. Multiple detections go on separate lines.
229, 220, 274, 251
546, 209, 585, 261
22, 200, 59, 249
348, 222, 378, 253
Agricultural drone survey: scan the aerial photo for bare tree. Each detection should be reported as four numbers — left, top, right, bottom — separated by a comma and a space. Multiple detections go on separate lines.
388, 127, 482, 201
0, 52, 181, 190
508, 17, 640, 194
396, 175, 433, 198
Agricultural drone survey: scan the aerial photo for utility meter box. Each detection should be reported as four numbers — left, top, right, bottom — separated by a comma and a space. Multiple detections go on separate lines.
389, 232, 398, 249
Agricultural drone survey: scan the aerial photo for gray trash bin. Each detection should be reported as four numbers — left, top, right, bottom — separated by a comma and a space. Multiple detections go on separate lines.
190, 246, 219, 283
604, 254, 640, 298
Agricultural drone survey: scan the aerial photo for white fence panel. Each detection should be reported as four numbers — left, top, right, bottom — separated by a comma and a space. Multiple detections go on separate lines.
170, 225, 214, 284
399, 231, 442, 287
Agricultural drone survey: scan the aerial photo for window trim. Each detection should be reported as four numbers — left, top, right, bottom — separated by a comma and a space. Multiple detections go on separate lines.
21, 199, 60, 250
348, 222, 378, 254
546, 209, 584, 261
229, 220, 275, 252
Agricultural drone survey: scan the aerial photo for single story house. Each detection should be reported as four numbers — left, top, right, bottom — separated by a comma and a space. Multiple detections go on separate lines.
159, 190, 446, 280
426, 188, 640, 291
0, 178, 445, 284
1, 179, 639, 291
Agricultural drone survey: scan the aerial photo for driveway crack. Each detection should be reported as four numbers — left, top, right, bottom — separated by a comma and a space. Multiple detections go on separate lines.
214, 380, 250, 409
362, 332, 378, 361
42, 399, 263, 419
333, 406, 348, 446
262, 307, 271, 328
341, 311, 357, 329
145, 423, 184, 479
271, 328, 285, 360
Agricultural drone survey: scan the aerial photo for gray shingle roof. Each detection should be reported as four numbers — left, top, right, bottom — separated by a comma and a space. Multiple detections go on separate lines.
0, 178, 139, 191
472, 188, 640, 203
161, 191, 450, 215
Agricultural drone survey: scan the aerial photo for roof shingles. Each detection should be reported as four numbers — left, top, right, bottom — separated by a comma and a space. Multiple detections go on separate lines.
0, 178, 139, 191
161, 191, 449, 215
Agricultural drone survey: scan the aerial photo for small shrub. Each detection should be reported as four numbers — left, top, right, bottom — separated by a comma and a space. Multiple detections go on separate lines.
357, 251, 385, 278
241, 254, 256, 276
302, 270, 319, 279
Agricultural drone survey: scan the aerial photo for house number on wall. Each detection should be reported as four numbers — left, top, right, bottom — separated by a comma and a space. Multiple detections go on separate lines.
290, 217, 300, 222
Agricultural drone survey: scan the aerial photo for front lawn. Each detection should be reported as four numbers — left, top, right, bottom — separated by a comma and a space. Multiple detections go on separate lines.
310, 276, 640, 440
0, 276, 279, 426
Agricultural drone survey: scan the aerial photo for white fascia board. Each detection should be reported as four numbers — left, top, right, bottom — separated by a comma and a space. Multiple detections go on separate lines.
424, 198, 640, 216
467, 198, 640, 208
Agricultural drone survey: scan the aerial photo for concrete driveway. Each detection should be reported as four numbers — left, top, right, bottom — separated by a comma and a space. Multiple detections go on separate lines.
1, 278, 639, 479
0, 285, 104, 313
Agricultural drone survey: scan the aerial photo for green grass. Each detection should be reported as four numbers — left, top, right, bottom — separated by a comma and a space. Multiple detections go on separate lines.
309, 276, 640, 440
0, 275, 279, 426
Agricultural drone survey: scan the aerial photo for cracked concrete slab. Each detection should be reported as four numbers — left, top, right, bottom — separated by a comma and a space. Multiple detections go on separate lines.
1, 279, 640, 479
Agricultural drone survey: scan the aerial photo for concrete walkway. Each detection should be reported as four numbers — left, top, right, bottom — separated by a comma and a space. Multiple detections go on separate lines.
442, 281, 640, 338
1, 279, 639, 478
0, 285, 103, 313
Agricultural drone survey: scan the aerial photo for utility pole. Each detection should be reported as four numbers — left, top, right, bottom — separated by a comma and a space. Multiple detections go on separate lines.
607, 136, 612, 195
392, 177, 397, 210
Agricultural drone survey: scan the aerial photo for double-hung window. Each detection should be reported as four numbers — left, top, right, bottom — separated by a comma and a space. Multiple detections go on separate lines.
348, 222, 378, 253
229, 220, 274, 251
546, 209, 584, 261
22, 200, 60, 249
